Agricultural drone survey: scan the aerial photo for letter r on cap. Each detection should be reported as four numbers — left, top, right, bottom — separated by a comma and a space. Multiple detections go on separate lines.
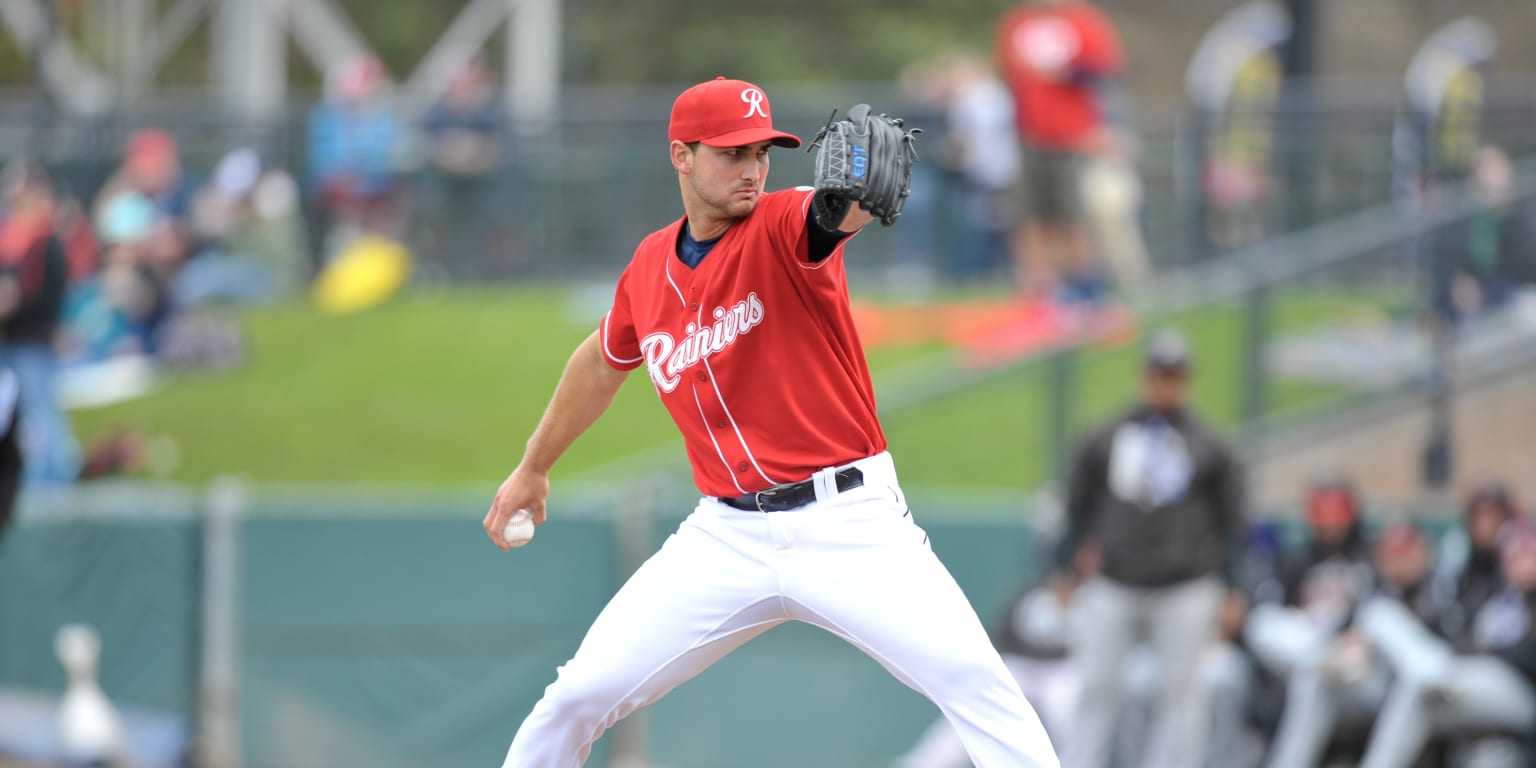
741, 88, 768, 119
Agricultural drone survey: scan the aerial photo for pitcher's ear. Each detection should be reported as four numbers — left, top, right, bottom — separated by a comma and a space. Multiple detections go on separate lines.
670, 140, 695, 174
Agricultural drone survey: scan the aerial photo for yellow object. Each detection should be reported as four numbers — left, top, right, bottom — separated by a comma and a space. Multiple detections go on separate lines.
313, 235, 412, 314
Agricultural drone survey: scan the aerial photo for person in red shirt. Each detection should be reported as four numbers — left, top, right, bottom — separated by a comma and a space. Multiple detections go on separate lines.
483, 78, 1059, 767
0, 159, 78, 486
996, 0, 1126, 306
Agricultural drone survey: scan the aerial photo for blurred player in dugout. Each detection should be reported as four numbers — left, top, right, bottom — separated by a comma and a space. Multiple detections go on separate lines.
1053, 329, 1248, 768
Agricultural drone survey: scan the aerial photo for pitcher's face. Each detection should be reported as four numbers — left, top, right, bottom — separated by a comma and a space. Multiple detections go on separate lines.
678, 140, 772, 222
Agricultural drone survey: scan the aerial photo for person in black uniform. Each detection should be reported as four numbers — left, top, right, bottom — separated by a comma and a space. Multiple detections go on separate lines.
1055, 328, 1248, 768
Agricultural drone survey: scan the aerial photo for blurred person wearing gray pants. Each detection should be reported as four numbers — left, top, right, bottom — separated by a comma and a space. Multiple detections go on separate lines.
1055, 329, 1247, 768
1250, 521, 1442, 768
1352, 520, 1536, 768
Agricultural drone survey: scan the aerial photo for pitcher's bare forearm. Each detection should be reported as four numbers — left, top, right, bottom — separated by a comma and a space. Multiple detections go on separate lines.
521, 330, 630, 474
485, 331, 629, 547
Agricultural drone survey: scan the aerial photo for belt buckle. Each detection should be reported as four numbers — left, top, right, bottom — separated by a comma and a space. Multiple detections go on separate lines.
753, 490, 770, 513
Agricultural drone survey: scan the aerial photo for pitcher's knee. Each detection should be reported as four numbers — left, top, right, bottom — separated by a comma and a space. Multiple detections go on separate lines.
532, 670, 632, 738
925, 653, 1020, 704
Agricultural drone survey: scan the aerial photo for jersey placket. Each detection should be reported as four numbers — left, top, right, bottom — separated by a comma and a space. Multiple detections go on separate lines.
688, 268, 774, 489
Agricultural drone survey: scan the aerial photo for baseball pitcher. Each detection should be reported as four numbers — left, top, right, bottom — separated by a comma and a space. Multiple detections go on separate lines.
483, 77, 1059, 768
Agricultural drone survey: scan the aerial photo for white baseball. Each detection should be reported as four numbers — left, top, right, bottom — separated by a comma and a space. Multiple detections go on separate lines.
502, 509, 535, 548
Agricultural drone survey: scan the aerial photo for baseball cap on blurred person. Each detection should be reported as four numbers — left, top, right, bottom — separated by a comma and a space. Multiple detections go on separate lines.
126, 130, 177, 170
1466, 481, 1517, 520
95, 192, 156, 245
1375, 521, 1426, 557
213, 149, 262, 199
1143, 329, 1191, 373
669, 77, 802, 149
330, 55, 386, 103
1306, 477, 1359, 529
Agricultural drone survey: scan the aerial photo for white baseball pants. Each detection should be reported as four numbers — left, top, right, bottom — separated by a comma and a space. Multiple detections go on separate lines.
501, 452, 1059, 767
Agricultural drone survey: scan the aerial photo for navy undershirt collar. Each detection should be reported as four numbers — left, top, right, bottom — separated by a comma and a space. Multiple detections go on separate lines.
676, 222, 722, 270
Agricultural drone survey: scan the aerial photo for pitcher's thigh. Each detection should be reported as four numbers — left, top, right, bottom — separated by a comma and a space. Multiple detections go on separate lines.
538, 522, 785, 719
787, 539, 1018, 704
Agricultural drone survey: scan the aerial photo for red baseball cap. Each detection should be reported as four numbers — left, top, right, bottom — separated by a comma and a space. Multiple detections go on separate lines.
1374, 522, 1426, 557
668, 77, 801, 149
1306, 486, 1357, 528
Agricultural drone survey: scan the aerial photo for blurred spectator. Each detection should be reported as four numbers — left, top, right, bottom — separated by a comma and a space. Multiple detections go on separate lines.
1055, 329, 1246, 768
905, 53, 1019, 283
308, 55, 406, 258
1432, 482, 1520, 649
1443, 145, 1536, 322
93, 129, 194, 267
1352, 519, 1536, 767
419, 52, 507, 279
68, 192, 170, 361
1244, 478, 1379, 768
0, 158, 79, 485
74, 129, 195, 363
996, 0, 1125, 308
53, 197, 99, 283
185, 148, 310, 305
1372, 522, 1440, 614
1079, 88, 1150, 291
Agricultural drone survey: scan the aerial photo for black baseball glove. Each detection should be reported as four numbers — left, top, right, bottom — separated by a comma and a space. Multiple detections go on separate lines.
809, 104, 921, 227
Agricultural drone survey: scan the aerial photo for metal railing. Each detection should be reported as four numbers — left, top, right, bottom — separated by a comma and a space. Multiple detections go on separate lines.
3, 76, 1535, 283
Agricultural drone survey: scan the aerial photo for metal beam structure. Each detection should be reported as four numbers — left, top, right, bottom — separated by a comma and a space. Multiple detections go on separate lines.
0, 0, 111, 114
126, 0, 213, 101
401, 0, 509, 110
281, 0, 378, 91
0, 0, 562, 130
509, 0, 561, 134
214, 0, 286, 118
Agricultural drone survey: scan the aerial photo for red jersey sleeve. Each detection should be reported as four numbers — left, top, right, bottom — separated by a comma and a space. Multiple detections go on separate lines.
599, 265, 644, 371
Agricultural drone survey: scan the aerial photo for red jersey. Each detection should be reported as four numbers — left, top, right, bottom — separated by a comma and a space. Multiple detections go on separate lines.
996, 1, 1124, 150
600, 188, 887, 497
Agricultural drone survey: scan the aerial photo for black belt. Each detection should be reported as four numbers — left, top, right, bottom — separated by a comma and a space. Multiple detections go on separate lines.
718, 468, 864, 512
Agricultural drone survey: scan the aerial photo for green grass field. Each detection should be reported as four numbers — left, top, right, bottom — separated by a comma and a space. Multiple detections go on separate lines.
69, 284, 1383, 494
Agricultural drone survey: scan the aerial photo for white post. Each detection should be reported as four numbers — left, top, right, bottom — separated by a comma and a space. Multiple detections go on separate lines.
197, 477, 248, 768
508, 0, 560, 135
213, 0, 286, 119
118, 0, 149, 96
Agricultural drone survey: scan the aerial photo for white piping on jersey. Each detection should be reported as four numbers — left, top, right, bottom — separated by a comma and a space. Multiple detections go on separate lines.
694, 297, 778, 487
703, 356, 779, 487
663, 252, 688, 308
601, 311, 643, 365
694, 384, 747, 495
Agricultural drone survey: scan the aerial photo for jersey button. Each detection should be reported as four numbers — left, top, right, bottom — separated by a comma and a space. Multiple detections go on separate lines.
696, 372, 708, 382
688, 302, 700, 312
736, 461, 750, 473
715, 420, 727, 429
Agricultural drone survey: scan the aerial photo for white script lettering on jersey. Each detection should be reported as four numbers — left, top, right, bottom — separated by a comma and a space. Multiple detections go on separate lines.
641, 292, 766, 393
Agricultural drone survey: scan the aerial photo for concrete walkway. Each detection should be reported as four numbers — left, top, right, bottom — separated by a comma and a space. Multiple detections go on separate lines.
1255, 364, 1536, 510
